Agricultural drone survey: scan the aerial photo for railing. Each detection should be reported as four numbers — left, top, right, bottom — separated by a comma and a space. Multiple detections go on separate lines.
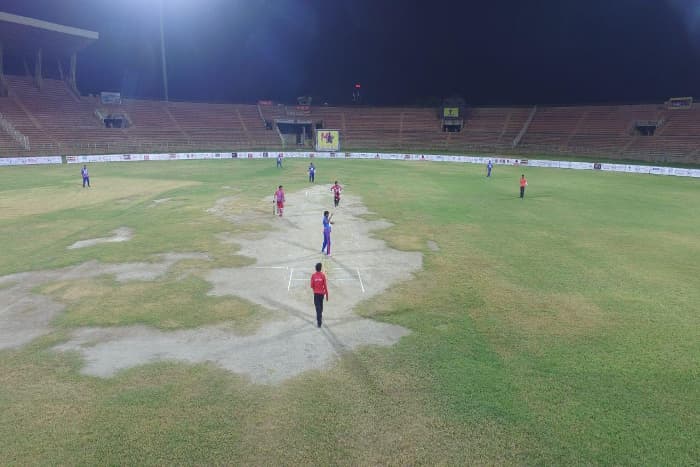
256, 103, 266, 124
21, 139, 284, 156
0, 112, 30, 150
2, 137, 697, 164
512, 106, 537, 148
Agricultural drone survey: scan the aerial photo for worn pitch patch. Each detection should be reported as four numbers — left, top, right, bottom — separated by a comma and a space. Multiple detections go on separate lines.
427, 240, 440, 251
0, 253, 209, 350
67, 227, 134, 249
54, 185, 422, 384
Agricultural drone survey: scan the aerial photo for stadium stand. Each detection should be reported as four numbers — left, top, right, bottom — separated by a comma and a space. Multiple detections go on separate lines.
444, 107, 532, 151
0, 71, 698, 163
0, 79, 57, 152
2, 77, 700, 163
1, 11, 698, 163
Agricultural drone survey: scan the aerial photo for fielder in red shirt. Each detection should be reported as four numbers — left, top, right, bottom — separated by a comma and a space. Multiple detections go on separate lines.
274, 185, 285, 216
310, 262, 329, 327
519, 175, 527, 199
331, 181, 343, 207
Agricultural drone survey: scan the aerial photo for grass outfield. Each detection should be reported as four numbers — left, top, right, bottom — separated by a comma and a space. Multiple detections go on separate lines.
0, 159, 698, 464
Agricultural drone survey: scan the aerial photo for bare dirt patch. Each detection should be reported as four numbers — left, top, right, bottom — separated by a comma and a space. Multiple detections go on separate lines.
54, 185, 423, 384
148, 198, 172, 207
67, 227, 133, 249
0, 253, 208, 350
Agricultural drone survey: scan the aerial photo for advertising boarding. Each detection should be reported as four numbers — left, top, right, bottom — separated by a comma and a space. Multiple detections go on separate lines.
316, 130, 340, 152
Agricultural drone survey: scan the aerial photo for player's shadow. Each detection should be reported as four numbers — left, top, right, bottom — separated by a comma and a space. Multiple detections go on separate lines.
324, 258, 357, 276
496, 194, 543, 201
521, 192, 551, 200
280, 237, 322, 254
250, 242, 324, 268
223, 319, 312, 350
277, 215, 305, 230
332, 247, 395, 257
320, 326, 384, 395
260, 296, 316, 327
496, 190, 553, 201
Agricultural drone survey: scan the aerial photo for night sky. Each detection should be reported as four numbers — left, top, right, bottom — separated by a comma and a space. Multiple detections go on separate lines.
2, 0, 700, 105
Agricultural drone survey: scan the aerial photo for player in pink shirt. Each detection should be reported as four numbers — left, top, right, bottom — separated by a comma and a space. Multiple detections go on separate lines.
274, 185, 285, 216
331, 181, 342, 207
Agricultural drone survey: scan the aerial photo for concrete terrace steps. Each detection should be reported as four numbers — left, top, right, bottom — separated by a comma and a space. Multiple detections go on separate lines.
0, 75, 698, 162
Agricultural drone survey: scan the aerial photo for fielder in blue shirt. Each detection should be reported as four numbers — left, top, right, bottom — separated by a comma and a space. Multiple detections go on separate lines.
81, 165, 90, 187
321, 210, 332, 256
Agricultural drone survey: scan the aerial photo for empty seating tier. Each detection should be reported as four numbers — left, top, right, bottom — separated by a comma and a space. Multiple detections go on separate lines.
0, 75, 698, 163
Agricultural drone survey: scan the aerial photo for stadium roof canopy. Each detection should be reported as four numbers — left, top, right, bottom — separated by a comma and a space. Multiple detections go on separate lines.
0, 11, 98, 56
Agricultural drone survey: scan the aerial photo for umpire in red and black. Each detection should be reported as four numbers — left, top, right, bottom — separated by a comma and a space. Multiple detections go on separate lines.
310, 262, 329, 327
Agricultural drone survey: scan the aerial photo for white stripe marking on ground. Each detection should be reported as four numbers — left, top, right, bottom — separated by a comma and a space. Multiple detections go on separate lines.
357, 268, 365, 293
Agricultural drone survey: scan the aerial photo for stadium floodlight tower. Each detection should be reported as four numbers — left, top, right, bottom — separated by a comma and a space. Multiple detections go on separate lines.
158, 0, 169, 101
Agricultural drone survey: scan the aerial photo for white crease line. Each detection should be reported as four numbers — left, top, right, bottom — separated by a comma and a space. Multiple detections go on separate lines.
288, 267, 294, 291
357, 268, 366, 293
253, 266, 289, 269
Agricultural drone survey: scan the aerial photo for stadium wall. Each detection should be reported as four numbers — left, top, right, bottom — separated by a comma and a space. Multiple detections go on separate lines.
1, 152, 698, 177
0, 156, 62, 165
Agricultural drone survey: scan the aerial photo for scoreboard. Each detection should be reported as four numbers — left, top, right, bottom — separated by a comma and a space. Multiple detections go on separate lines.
443, 107, 460, 118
